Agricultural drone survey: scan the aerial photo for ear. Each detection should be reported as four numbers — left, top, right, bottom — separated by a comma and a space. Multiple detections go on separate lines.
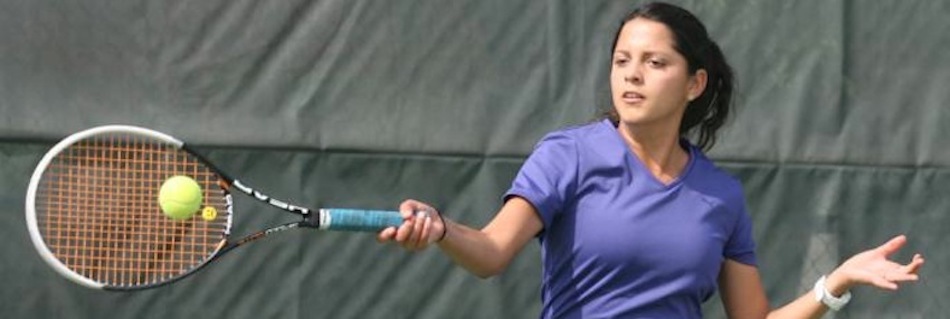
687, 69, 708, 101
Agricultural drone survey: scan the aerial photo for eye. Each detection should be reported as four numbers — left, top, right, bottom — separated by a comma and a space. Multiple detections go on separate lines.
647, 58, 667, 68
613, 56, 630, 66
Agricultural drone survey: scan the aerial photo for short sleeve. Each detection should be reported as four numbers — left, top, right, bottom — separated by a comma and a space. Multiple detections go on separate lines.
724, 204, 758, 266
504, 132, 578, 228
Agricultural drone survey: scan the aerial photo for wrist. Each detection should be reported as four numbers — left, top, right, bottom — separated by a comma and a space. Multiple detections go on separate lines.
814, 275, 852, 311
436, 213, 448, 243
824, 271, 853, 296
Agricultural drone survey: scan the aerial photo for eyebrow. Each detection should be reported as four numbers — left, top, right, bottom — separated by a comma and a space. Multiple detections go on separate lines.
613, 49, 673, 58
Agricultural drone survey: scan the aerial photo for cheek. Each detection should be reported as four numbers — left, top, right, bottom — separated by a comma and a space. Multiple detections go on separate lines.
609, 72, 622, 89
609, 78, 625, 98
657, 76, 691, 100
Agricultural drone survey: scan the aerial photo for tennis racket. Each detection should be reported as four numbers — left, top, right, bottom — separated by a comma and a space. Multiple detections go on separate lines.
25, 125, 405, 290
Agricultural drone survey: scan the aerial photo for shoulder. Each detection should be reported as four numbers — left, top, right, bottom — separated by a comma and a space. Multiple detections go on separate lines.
533, 120, 618, 155
685, 146, 746, 207
537, 120, 608, 143
519, 120, 618, 181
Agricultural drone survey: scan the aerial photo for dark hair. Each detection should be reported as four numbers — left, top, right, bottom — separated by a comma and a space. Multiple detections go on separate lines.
606, 2, 734, 151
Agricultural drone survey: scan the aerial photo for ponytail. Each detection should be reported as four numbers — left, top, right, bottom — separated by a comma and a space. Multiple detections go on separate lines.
681, 41, 733, 151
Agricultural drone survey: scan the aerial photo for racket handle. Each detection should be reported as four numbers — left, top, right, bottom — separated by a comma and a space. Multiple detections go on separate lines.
317, 208, 403, 232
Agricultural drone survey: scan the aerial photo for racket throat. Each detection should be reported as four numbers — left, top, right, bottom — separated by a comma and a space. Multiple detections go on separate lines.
300, 211, 321, 228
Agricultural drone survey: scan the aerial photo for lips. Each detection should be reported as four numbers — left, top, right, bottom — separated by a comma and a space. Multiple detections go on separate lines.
620, 91, 645, 104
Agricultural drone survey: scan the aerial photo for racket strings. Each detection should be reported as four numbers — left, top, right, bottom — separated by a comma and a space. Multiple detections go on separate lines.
35, 133, 229, 287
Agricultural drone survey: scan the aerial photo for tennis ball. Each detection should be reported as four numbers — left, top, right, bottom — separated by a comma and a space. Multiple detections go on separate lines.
158, 175, 203, 220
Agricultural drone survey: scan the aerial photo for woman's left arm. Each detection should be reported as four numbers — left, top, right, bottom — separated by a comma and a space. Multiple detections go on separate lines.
718, 259, 769, 319
720, 235, 925, 319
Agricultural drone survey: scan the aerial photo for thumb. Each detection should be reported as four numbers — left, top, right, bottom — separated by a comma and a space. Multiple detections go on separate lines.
875, 235, 908, 256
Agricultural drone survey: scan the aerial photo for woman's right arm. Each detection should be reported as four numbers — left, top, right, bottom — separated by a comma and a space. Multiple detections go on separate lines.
377, 197, 543, 278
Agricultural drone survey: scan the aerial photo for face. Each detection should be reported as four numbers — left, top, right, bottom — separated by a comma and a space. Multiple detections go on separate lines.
610, 18, 706, 132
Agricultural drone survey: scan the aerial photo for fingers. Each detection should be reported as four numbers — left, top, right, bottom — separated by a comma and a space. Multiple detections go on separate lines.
420, 210, 434, 245
399, 199, 431, 218
407, 210, 430, 250
394, 214, 425, 246
885, 268, 919, 283
906, 254, 925, 274
873, 253, 926, 291
876, 237, 925, 283
377, 227, 397, 243
891, 253, 926, 281
386, 199, 440, 251
870, 275, 900, 291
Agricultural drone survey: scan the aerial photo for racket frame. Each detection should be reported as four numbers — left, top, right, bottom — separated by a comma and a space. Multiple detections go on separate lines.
26, 125, 187, 289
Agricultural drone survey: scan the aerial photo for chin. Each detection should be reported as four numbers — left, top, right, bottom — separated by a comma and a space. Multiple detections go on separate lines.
614, 110, 649, 126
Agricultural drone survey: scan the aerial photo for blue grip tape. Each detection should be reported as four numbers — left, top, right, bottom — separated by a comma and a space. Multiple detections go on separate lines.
319, 208, 403, 232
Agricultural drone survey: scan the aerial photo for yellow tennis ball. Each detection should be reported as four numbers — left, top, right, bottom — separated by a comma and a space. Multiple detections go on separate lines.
158, 175, 203, 220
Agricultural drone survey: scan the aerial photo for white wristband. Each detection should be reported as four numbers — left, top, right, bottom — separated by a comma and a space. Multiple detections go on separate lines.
813, 275, 851, 311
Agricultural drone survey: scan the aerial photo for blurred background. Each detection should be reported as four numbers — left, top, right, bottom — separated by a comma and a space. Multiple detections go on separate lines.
1, 0, 947, 318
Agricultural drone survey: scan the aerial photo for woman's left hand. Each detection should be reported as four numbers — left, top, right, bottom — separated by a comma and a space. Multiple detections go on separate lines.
826, 235, 925, 293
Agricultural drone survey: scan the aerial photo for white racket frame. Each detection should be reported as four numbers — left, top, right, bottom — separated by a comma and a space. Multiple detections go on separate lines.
25, 125, 184, 289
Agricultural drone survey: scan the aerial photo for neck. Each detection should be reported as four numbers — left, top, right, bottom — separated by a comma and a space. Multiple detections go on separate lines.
617, 122, 689, 184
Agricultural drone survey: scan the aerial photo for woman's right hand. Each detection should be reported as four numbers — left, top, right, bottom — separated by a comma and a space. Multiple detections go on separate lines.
377, 199, 447, 251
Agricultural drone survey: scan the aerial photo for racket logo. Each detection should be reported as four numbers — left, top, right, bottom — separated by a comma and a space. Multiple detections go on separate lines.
224, 194, 234, 236
268, 198, 310, 215
232, 180, 310, 215
234, 224, 299, 246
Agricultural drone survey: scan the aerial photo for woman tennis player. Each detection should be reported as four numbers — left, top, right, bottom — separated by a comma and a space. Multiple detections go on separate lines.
379, 2, 924, 318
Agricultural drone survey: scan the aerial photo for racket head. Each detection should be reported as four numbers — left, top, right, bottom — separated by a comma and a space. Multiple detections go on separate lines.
25, 125, 233, 290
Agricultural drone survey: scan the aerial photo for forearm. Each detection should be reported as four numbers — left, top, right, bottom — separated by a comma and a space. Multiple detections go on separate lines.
386, 197, 542, 279
767, 273, 849, 319
767, 293, 826, 319
436, 198, 542, 278
437, 219, 517, 278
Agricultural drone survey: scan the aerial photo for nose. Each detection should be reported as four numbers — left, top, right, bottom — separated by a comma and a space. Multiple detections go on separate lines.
623, 69, 642, 84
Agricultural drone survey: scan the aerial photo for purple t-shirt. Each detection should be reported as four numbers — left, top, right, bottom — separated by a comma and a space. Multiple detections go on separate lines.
505, 119, 757, 319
